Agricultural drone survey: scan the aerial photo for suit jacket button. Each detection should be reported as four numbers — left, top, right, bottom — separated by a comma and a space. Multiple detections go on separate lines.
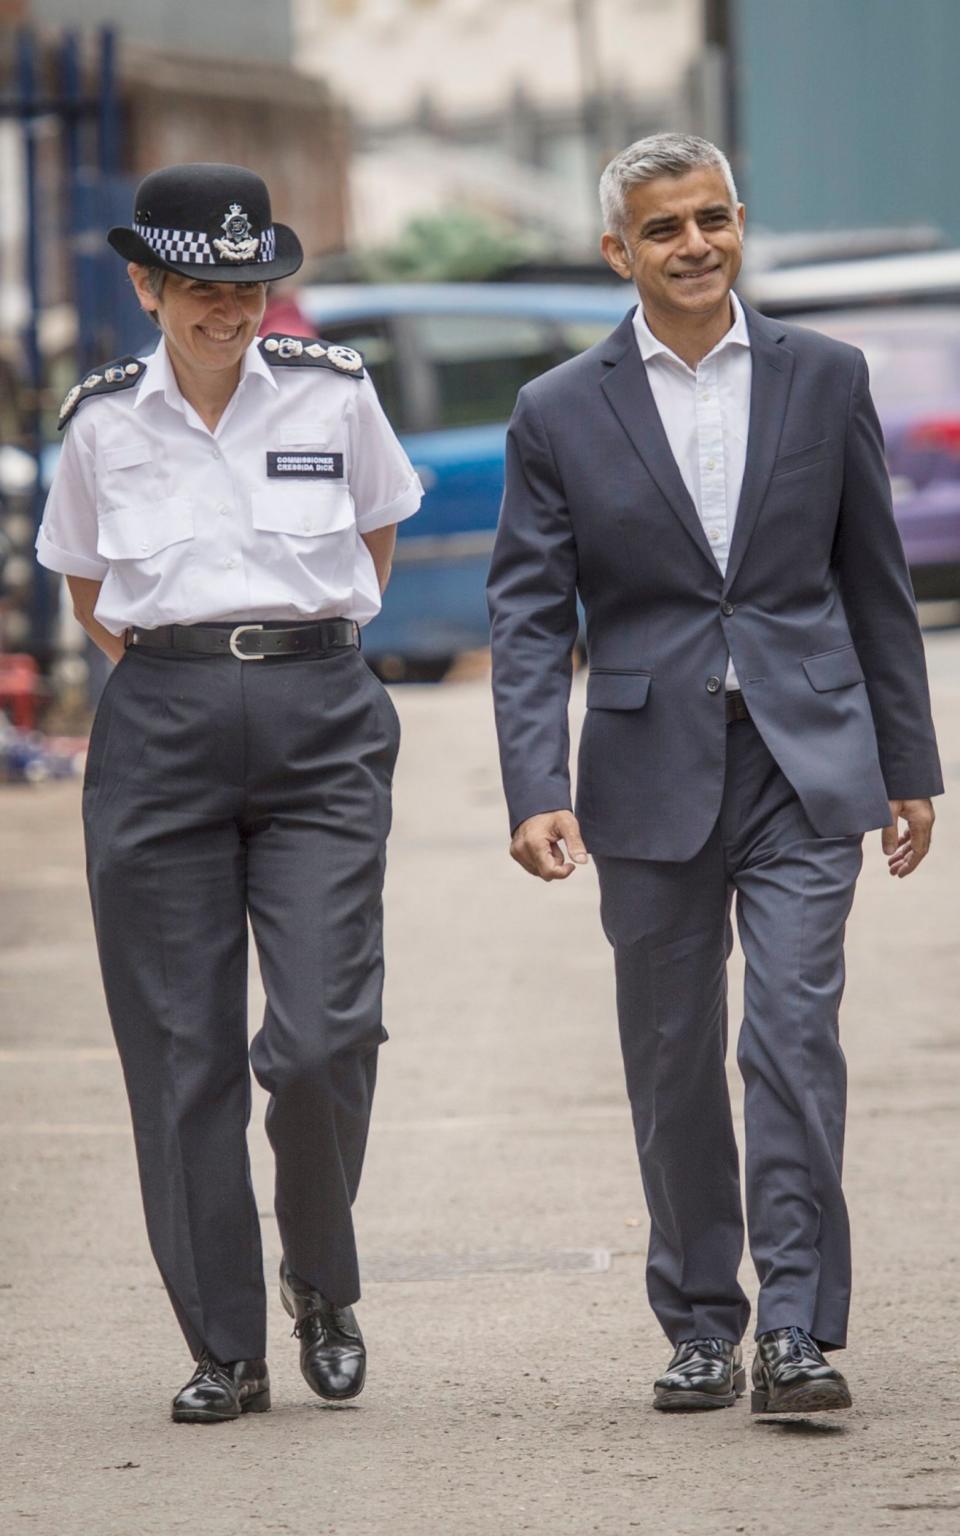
721, 600, 735, 616
706, 676, 722, 693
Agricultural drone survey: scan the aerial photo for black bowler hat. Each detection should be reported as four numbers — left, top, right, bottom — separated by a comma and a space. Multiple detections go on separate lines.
107, 162, 303, 282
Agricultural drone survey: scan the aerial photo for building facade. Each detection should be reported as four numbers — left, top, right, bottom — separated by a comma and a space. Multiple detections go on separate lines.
292, 0, 708, 250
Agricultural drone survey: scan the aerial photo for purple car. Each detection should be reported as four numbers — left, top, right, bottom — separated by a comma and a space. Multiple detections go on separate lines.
795, 307, 960, 600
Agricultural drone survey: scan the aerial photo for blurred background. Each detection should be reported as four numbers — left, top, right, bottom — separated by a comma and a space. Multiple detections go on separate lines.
2, 0, 960, 775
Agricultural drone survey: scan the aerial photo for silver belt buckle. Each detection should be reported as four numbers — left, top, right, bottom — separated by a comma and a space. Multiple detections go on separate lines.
229, 623, 265, 660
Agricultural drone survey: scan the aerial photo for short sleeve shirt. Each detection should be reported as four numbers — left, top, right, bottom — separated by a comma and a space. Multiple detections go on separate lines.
36, 337, 422, 635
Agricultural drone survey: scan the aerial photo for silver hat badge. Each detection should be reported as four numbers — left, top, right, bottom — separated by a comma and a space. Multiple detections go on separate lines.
213, 204, 260, 263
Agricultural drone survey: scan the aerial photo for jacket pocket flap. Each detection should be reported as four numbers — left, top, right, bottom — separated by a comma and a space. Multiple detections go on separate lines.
771, 438, 832, 478
96, 497, 194, 560
586, 671, 652, 710
802, 646, 865, 692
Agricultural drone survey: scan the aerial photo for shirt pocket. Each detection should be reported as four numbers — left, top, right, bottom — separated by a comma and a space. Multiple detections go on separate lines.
98, 441, 161, 511
251, 484, 355, 538
97, 496, 195, 560
275, 422, 334, 448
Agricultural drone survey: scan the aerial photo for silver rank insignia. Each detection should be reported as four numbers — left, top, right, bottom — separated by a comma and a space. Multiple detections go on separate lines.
258, 333, 364, 379
213, 203, 260, 263
325, 345, 363, 373
59, 385, 82, 422
57, 355, 144, 430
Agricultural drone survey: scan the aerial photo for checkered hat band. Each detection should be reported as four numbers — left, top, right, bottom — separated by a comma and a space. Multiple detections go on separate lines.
134, 223, 277, 264
135, 224, 214, 264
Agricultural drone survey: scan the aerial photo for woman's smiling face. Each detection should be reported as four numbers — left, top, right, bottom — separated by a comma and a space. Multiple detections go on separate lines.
129, 266, 267, 378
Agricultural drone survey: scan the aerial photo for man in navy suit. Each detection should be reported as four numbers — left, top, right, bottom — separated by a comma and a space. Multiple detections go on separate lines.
487, 134, 942, 1415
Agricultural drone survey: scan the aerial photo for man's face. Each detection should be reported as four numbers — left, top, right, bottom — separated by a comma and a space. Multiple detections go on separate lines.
130, 267, 266, 374
601, 166, 745, 324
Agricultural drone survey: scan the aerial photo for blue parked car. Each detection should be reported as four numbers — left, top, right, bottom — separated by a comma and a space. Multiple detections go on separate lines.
298, 283, 631, 676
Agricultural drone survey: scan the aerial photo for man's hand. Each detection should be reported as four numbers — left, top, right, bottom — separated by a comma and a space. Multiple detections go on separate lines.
882, 798, 935, 878
510, 810, 588, 881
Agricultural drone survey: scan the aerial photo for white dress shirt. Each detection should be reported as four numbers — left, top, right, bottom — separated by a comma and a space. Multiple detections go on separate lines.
632, 292, 752, 688
37, 337, 422, 636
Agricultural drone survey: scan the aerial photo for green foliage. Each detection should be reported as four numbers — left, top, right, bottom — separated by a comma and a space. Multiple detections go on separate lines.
363, 208, 539, 282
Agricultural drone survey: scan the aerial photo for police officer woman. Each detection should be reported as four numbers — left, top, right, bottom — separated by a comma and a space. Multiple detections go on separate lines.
36, 164, 422, 1422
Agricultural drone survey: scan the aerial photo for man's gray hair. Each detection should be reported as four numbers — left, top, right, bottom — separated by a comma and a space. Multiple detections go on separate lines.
599, 133, 739, 237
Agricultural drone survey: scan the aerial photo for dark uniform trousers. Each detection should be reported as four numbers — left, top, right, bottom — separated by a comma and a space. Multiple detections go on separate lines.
594, 717, 864, 1354
83, 641, 400, 1365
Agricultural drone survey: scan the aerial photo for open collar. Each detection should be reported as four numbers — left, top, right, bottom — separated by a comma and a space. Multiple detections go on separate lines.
134, 334, 278, 415
632, 290, 752, 370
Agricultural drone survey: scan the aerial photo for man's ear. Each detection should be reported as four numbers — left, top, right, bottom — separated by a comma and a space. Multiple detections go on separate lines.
600, 232, 632, 282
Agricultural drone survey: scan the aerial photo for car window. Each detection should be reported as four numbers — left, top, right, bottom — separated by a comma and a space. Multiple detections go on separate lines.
848, 338, 960, 410
796, 319, 960, 410
553, 319, 619, 359
412, 313, 559, 428
314, 319, 406, 428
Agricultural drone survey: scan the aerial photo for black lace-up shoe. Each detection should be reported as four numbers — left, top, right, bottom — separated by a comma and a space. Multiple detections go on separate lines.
280, 1261, 366, 1401
171, 1351, 271, 1423
751, 1327, 852, 1414
653, 1337, 746, 1411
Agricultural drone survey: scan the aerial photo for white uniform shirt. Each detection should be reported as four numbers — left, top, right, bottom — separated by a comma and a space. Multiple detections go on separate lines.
632, 293, 752, 689
36, 336, 422, 635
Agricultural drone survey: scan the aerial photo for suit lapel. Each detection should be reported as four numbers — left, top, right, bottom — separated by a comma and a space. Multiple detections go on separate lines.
723, 305, 795, 591
599, 313, 721, 573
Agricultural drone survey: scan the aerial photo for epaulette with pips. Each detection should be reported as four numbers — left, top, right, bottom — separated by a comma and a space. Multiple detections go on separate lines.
258, 333, 365, 378
58, 357, 145, 430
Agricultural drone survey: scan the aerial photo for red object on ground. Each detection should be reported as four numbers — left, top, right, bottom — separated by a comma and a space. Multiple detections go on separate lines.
0, 654, 41, 730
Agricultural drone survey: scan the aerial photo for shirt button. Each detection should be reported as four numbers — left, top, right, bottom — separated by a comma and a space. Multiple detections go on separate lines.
211, 447, 221, 460
721, 600, 735, 616
140, 541, 149, 553
224, 557, 237, 570
217, 503, 228, 517
706, 676, 722, 694
706, 457, 717, 471
708, 527, 723, 544
700, 392, 711, 402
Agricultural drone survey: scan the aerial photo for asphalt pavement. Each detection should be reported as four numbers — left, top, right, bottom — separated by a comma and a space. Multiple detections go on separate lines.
2, 627, 959, 1535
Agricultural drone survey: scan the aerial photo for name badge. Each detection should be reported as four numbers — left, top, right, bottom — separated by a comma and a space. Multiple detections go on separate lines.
267, 451, 344, 479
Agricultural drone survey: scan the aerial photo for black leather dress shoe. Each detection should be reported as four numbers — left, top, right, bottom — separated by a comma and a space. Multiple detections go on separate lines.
279, 1261, 366, 1401
171, 1351, 271, 1423
751, 1327, 852, 1414
653, 1338, 746, 1411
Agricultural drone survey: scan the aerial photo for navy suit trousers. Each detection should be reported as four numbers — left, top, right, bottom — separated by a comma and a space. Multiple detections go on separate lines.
595, 715, 863, 1352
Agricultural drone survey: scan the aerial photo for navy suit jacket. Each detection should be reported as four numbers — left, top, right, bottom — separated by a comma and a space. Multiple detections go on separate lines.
486, 301, 943, 862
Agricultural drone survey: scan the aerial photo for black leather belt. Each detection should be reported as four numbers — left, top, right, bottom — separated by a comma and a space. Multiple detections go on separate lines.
127, 619, 359, 660
725, 689, 751, 724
